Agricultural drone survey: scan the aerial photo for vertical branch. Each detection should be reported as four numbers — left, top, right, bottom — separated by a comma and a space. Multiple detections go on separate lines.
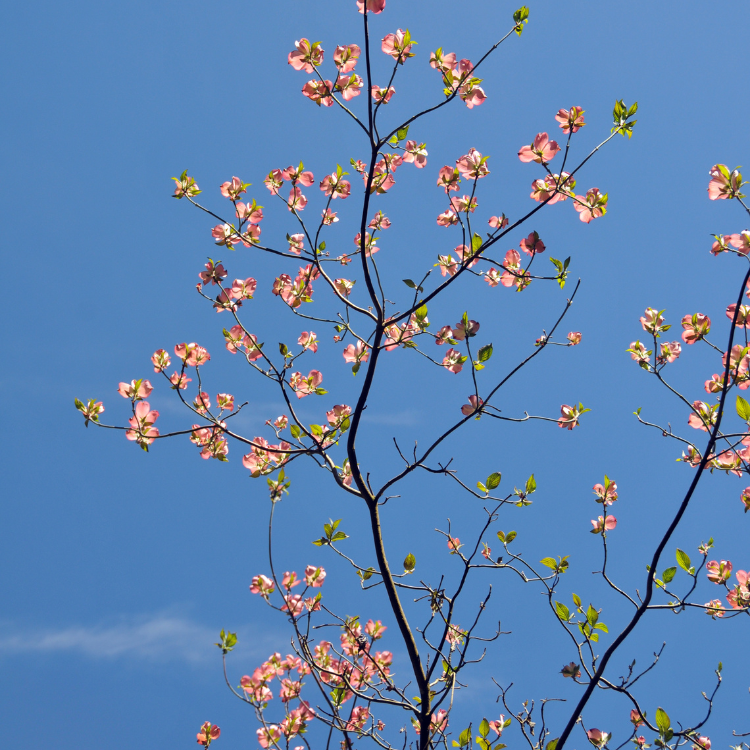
555, 264, 750, 750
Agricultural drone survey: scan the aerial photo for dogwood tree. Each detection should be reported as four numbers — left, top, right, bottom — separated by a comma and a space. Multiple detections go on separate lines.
76, 2, 750, 749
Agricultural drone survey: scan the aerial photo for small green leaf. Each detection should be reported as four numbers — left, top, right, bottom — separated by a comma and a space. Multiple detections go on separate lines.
404, 552, 416, 572
737, 395, 750, 421
403, 278, 417, 289
662, 566, 677, 584
572, 592, 582, 608
526, 474, 537, 494
472, 233, 483, 253
540, 557, 558, 570
478, 344, 493, 363
331, 531, 349, 542
479, 719, 490, 738
655, 707, 670, 736
290, 425, 301, 439
554, 601, 570, 621
546, 740, 559, 750
397, 124, 410, 141
486, 472, 502, 490
676, 548, 692, 573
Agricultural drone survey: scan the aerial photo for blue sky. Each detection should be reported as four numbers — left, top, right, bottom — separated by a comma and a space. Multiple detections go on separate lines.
3, 0, 750, 747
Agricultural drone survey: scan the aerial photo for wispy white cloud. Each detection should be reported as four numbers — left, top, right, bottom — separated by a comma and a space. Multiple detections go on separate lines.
0, 614, 226, 664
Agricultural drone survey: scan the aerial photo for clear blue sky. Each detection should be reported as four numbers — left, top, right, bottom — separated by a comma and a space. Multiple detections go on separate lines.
2, 1, 750, 747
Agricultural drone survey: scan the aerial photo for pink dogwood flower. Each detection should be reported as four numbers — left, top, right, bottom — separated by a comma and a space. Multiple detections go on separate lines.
558, 403, 588, 430
442, 348, 466, 373
707, 164, 743, 200
688, 401, 717, 431
343, 341, 369, 365
587, 729, 611, 749
447, 537, 462, 553
197, 722, 220, 746
321, 208, 338, 224
381, 29, 415, 63
336, 73, 363, 100
289, 370, 323, 398
211, 223, 240, 246
520, 231, 545, 255
372, 85, 395, 103
429, 48, 457, 72
555, 106, 586, 133
320, 172, 351, 199
334, 44, 361, 72
287, 186, 308, 211
297, 331, 318, 353
681, 313, 711, 344
220, 176, 246, 200
489, 214, 509, 229
573, 187, 608, 223
199, 260, 227, 286
591, 515, 617, 534
456, 148, 490, 180
706, 559, 732, 583
288, 39, 324, 73
402, 140, 428, 168
369, 211, 391, 230
640, 307, 669, 335
125, 401, 159, 446
304, 565, 326, 587
357, 0, 386, 13
487, 716, 507, 736
593, 477, 618, 505
726, 303, 750, 328
518, 132, 561, 164
118, 379, 153, 401
567, 332, 582, 345
461, 395, 483, 416
301, 79, 334, 107
657, 341, 681, 364
172, 171, 200, 198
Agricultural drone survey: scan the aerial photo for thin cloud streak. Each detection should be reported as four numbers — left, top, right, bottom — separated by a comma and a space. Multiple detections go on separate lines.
0, 614, 220, 664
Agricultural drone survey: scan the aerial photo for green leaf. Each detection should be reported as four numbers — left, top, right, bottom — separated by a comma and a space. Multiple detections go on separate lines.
676, 548, 692, 573
479, 719, 490, 738
737, 395, 750, 421
404, 552, 416, 572
290, 425, 301, 439
655, 707, 670, 736
403, 278, 417, 289
505, 530, 517, 543
526, 474, 537, 494
546, 740, 559, 750
594, 622, 608, 633
662, 566, 677, 583
358, 566, 375, 580
540, 557, 558, 570
415, 303, 428, 324
513, 5, 529, 34
459, 727, 472, 747
554, 601, 570, 621
331, 531, 349, 542
397, 124, 410, 141
586, 604, 599, 625
486, 472, 502, 490
314, 387, 328, 395
478, 344, 493, 363
472, 233, 483, 253
572, 592, 582, 608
